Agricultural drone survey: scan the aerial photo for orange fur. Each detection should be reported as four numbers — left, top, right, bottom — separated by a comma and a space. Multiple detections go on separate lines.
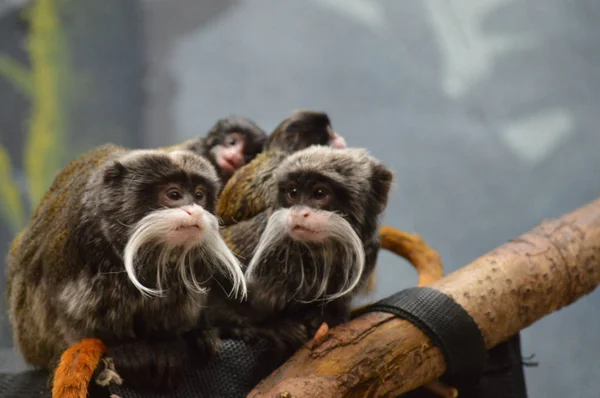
52, 338, 107, 398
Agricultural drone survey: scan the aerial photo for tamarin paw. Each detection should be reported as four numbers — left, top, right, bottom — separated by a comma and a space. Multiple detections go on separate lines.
184, 328, 220, 362
107, 337, 187, 392
94, 358, 123, 387
310, 322, 330, 348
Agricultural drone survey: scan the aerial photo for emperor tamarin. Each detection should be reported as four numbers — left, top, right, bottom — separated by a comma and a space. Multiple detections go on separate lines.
213, 146, 393, 354
6, 144, 247, 390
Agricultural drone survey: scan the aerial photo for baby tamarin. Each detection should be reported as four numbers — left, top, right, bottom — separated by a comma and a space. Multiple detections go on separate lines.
164, 115, 267, 184
6, 144, 247, 391
212, 146, 393, 354
217, 109, 346, 226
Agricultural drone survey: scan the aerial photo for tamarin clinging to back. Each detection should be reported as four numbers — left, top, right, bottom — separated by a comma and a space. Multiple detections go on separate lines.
6, 144, 247, 393
211, 146, 394, 354
216, 109, 346, 226
163, 115, 268, 185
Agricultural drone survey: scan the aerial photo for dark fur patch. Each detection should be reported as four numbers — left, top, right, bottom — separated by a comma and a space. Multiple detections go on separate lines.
265, 110, 333, 152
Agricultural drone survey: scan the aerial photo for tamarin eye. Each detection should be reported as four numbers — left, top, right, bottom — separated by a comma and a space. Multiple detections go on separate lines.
225, 134, 237, 146
313, 189, 327, 199
166, 190, 182, 201
312, 186, 330, 201
286, 185, 299, 202
195, 188, 206, 201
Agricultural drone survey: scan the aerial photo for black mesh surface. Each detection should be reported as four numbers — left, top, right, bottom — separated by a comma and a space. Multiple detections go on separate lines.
108, 339, 283, 398
0, 370, 51, 398
0, 339, 285, 398
0, 334, 528, 398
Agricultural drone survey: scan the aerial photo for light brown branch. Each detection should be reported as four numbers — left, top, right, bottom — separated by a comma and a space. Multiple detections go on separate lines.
249, 198, 600, 397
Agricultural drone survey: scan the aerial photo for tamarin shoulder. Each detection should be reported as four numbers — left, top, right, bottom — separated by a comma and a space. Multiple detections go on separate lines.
216, 150, 287, 226
220, 211, 270, 260
7, 144, 125, 285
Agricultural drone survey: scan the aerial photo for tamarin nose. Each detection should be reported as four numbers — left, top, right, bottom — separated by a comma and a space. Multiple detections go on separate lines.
181, 205, 204, 217
302, 211, 310, 218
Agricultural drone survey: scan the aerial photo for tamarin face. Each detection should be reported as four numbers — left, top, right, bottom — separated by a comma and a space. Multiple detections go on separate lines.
265, 110, 347, 153
245, 146, 393, 302
90, 149, 247, 299
204, 115, 267, 179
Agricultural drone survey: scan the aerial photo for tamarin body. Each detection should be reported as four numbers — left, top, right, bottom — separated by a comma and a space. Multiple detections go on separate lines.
212, 146, 393, 354
164, 115, 267, 184
217, 109, 346, 226
6, 144, 247, 391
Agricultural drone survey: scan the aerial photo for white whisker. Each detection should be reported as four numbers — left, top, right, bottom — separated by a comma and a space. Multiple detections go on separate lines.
246, 207, 365, 303
246, 209, 290, 283
200, 212, 247, 300
123, 207, 247, 300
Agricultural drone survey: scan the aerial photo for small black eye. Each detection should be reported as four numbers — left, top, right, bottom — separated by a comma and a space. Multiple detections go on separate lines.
195, 188, 206, 201
225, 134, 237, 146
286, 185, 299, 202
314, 188, 329, 200
313, 188, 326, 199
312, 185, 331, 203
167, 190, 182, 201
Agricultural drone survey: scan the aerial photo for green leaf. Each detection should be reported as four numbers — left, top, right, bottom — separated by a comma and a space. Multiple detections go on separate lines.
25, 0, 71, 208
0, 143, 26, 234
0, 55, 34, 99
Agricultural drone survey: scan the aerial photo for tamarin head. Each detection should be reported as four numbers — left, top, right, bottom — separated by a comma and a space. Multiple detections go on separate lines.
200, 115, 267, 181
245, 146, 393, 302
85, 149, 247, 299
265, 110, 346, 153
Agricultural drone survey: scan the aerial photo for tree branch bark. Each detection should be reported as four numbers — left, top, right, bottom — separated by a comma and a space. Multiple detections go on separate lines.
249, 198, 600, 398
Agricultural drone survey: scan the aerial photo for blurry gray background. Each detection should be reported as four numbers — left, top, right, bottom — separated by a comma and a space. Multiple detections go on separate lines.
1, 0, 600, 397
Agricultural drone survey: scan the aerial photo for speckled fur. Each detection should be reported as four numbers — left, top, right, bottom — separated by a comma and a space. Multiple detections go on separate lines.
6, 144, 223, 376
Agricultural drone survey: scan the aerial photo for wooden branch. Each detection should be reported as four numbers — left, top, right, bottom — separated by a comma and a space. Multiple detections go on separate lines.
249, 198, 600, 397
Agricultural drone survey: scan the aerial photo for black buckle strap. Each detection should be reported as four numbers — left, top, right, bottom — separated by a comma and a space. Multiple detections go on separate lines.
353, 287, 487, 391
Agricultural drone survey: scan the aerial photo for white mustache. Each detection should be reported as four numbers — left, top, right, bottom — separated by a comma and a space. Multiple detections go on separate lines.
245, 207, 365, 302
123, 207, 247, 300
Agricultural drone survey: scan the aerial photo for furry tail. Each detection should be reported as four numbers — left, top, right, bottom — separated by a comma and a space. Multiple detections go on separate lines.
353, 226, 444, 310
378, 225, 444, 287
52, 338, 107, 398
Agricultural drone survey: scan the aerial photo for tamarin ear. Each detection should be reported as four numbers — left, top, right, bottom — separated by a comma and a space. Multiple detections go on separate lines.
204, 134, 217, 148
205, 121, 226, 148
369, 163, 394, 213
103, 161, 127, 184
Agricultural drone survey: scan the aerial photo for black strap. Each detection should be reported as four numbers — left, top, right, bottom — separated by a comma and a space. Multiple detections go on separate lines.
353, 287, 487, 390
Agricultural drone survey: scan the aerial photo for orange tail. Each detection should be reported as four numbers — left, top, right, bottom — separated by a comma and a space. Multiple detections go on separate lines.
51, 338, 107, 398
379, 225, 444, 287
